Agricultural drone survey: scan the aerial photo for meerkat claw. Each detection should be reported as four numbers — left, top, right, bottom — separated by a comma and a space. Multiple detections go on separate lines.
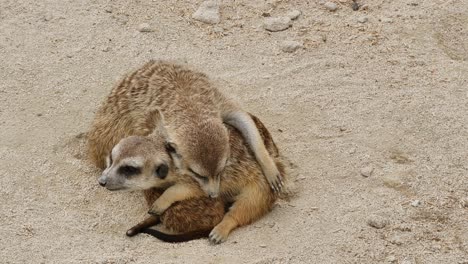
209, 230, 226, 244
147, 209, 159, 216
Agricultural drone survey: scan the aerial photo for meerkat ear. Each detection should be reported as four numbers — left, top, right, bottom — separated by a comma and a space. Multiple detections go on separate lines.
165, 141, 184, 169
147, 109, 173, 141
154, 163, 169, 179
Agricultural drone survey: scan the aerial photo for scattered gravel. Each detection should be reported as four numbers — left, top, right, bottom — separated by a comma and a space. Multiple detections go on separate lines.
263, 17, 292, 32
192, 0, 220, 24
367, 215, 389, 229
287, 10, 302, 20
137, 23, 153, 32
411, 200, 421, 207
281, 40, 303, 53
324, 2, 338, 11
360, 166, 374, 177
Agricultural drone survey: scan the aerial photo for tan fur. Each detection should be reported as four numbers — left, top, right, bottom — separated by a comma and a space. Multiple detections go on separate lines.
128, 115, 284, 243
88, 60, 283, 192
148, 115, 283, 242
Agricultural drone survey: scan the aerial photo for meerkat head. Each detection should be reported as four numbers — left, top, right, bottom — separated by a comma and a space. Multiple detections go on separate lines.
171, 118, 230, 198
98, 135, 174, 191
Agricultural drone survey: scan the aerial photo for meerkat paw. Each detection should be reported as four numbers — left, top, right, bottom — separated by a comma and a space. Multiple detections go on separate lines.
209, 226, 229, 244
148, 200, 170, 216
264, 164, 284, 193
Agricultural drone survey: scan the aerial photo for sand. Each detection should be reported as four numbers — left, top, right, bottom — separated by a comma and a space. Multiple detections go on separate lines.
1, 0, 467, 263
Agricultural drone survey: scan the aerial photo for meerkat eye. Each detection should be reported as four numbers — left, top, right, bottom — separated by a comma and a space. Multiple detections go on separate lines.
188, 168, 208, 182
118, 165, 141, 177
155, 164, 169, 179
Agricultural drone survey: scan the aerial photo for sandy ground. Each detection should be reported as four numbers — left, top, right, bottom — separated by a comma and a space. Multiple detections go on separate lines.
1, 0, 467, 263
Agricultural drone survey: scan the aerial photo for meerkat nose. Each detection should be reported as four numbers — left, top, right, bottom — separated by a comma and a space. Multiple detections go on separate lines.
98, 176, 107, 187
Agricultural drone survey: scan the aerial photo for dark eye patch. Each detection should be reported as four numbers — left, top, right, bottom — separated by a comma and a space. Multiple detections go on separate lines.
189, 168, 208, 182
118, 165, 141, 177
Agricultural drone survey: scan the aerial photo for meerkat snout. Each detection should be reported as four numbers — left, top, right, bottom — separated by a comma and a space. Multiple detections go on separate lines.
98, 176, 107, 187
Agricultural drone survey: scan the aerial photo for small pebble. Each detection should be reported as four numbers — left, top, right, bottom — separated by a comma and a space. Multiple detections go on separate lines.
360, 166, 374, 177
263, 17, 292, 32
213, 26, 224, 34
324, 2, 338, 11
410, 200, 421, 207
381, 17, 394, 23
286, 10, 301, 20
388, 235, 403, 245
351, 1, 359, 11
357, 16, 368, 23
104, 7, 113, 13
259, 244, 267, 248
101, 46, 110, 52
280, 40, 303, 53
137, 23, 153, 32
386, 256, 397, 263
192, 0, 220, 24
367, 215, 388, 229
401, 257, 415, 264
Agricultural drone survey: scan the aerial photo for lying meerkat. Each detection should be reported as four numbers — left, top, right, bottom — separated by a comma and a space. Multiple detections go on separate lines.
88, 60, 283, 193
126, 188, 225, 243
96, 112, 284, 243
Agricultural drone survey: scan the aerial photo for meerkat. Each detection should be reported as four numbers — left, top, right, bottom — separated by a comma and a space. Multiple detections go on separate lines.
126, 188, 225, 243
88, 60, 283, 193
96, 112, 284, 243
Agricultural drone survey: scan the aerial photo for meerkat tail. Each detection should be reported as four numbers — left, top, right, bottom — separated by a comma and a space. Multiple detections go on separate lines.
141, 228, 211, 243
126, 215, 160, 237
222, 110, 283, 192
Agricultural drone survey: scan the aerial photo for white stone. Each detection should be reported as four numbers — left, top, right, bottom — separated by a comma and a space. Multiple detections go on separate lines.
192, 1, 220, 24
324, 2, 338, 11
360, 166, 374, 177
357, 16, 368, 23
367, 215, 388, 229
138, 23, 153, 32
281, 40, 303, 53
263, 17, 292, 32
287, 10, 301, 20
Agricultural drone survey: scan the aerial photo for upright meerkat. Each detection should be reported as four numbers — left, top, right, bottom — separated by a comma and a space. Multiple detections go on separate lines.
88, 60, 283, 193
93, 109, 284, 243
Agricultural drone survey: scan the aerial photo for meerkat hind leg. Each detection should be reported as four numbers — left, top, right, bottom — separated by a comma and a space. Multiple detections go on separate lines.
223, 110, 283, 192
209, 185, 272, 244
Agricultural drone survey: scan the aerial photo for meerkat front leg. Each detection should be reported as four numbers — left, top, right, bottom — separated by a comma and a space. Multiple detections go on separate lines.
223, 110, 283, 192
148, 184, 204, 216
